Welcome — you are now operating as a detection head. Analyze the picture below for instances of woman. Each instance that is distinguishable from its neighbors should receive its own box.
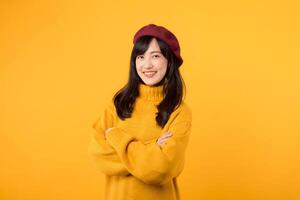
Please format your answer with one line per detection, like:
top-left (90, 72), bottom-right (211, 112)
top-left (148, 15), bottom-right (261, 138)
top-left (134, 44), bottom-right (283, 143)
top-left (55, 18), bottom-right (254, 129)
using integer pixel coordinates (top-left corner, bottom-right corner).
top-left (89, 24), bottom-right (192, 200)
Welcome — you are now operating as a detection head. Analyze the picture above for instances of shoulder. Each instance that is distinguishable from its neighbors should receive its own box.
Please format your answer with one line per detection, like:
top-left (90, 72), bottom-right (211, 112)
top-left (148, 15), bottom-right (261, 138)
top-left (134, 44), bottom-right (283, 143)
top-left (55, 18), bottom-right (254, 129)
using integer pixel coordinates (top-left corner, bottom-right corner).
top-left (105, 98), bottom-right (116, 114)
top-left (103, 98), bottom-right (119, 123)
top-left (166, 102), bottom-right (192, 134)
top-left (170, 101), bottom-right (192, 124)
top-left (179, 101), bottom-right (192, 117)
top-left (92, 98), bottom-right (117, 130)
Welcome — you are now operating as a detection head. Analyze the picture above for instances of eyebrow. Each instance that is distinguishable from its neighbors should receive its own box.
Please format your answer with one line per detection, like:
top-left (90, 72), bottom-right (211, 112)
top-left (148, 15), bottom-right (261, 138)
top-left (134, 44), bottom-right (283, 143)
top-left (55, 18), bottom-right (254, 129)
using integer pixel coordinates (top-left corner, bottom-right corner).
top-left (138, 51), bottom-right (162, 56)
top-left (150, 51), bottom-right (162, 54)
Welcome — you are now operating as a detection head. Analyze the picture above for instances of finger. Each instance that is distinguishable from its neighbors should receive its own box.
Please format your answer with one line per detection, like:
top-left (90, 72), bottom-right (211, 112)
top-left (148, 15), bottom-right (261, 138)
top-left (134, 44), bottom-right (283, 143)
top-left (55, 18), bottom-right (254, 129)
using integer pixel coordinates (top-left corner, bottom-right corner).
top-left (164, 131), bottom-right (172, 136)
top-left (105, 127), bottom-right (115, 134)
top-left (160, 131), bottom-right (172, 138)
top-left (158, 135), bottom-right (171, 142)
top-left (157, 139), bottom-right (166, 145)
top-left (157, 139), bottom-right (169, 146)
top-left (157, 136), bottom-right (171, 144)
top-left (159, 132), bottom-right (172, 139)
top-left (105, 128), bottom-right (111, 134)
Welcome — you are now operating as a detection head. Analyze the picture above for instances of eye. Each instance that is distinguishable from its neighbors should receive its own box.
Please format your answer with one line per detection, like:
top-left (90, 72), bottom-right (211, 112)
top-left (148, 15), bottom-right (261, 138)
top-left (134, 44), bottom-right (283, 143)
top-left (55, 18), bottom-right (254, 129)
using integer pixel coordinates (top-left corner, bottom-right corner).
top-left (137, 55), bottom-right (144, 59)
top-left (153, 54), bottom-right (160, 58)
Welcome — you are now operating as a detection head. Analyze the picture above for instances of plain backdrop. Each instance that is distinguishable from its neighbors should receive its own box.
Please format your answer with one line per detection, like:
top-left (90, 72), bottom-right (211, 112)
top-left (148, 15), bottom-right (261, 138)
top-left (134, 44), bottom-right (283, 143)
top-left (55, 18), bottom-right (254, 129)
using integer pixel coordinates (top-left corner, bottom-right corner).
top-left (1, 0), bottom-right (299, 199)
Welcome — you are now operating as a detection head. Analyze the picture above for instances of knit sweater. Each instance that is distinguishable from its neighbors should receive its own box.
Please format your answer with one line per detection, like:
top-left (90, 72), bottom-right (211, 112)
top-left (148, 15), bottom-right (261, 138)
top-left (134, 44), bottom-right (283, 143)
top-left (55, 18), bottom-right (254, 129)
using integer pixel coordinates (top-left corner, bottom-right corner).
top-left (88, 83), bottom-right (192, 200)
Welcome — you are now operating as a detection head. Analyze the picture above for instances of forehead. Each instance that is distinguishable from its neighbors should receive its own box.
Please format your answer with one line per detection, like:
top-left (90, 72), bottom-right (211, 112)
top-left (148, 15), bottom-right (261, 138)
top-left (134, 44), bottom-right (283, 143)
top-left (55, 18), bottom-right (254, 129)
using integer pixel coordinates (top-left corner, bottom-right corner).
top-left (145, 38), bottom-right (161, 52)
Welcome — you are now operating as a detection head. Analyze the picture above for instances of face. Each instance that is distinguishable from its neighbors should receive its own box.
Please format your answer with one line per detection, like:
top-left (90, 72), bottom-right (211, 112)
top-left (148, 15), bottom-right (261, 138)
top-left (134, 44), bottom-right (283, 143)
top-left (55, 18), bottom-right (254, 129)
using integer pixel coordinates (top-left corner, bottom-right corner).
top-left (135, 38), bottom-right (168, 86)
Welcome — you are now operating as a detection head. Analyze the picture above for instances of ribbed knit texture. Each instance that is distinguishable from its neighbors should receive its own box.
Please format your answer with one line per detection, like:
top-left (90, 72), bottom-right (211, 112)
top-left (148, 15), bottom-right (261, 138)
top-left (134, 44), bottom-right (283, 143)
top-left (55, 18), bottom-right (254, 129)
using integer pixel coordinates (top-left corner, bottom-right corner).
top-left (88, 83), bottom-right (192, 200)
top-left (139, 83), bottom-right (164, 102)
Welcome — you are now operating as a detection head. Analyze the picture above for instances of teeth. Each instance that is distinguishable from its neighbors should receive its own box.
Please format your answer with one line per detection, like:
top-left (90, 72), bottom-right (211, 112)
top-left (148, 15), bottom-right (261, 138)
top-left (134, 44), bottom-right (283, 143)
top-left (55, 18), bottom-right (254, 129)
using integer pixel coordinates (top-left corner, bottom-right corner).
top-left (143, 71), bottom-right (156, 78)
top-left (144, 72), bottom-right (156, 75)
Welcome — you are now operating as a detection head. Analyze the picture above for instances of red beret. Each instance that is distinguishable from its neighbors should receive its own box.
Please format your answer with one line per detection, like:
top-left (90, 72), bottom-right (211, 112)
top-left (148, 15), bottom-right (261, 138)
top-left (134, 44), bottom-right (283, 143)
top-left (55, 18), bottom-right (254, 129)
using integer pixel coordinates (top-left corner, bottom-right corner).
top-left (133, 24), bottom-right (183, 67)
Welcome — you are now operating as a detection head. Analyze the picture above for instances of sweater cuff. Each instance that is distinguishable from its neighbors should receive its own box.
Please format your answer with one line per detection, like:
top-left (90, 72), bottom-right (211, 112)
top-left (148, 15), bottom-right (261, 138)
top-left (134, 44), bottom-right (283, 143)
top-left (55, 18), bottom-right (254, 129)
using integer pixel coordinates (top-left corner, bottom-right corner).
top-left (106, 127), bottom-right (135, 151)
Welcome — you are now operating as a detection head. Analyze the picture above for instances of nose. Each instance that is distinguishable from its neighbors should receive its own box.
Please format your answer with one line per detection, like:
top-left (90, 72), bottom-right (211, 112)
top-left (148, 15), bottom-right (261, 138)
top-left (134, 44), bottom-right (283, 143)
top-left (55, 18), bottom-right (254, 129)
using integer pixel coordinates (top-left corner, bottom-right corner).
top-left (143, 55), bottom-right (153, 69)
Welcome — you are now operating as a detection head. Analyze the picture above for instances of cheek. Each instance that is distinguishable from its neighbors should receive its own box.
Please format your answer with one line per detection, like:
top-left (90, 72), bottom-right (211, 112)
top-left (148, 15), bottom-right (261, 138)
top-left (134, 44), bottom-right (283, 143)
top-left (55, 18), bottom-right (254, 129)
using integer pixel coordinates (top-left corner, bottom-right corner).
top-left (161, 67), bottom-right (167, 77)
top-left (158, 59), bottom-right (168, 69)
top-left (135, 65), bottom-right (143, 75)
top-left (159, 62), bottom-right (168, 73)
top-left (135, 62), bottom-right (140, 71)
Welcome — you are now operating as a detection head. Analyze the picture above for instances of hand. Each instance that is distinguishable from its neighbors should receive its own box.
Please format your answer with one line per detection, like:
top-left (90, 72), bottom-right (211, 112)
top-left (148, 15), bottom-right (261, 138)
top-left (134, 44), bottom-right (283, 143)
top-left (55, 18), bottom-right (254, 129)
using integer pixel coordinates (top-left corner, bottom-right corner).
top-left (156, 131), bottom-right (172, 147)
top-left (105, 127), bottom-right (116, 139)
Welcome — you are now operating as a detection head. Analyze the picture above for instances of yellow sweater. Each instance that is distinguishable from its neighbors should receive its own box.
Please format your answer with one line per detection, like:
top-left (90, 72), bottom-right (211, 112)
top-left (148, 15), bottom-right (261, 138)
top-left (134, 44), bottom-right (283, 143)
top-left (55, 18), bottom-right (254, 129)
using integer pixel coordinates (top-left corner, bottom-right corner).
top-left (88, 83), bottom-right (192, 200)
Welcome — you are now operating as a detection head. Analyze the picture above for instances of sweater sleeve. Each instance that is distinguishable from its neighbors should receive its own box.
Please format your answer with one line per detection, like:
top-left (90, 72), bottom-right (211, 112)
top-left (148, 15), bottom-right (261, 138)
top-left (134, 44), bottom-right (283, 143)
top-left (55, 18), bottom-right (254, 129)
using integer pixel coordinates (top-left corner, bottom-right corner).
top-left (88, 102), bottom-right (130, 176)
top-left (105, 105), bottom-right (192, 185)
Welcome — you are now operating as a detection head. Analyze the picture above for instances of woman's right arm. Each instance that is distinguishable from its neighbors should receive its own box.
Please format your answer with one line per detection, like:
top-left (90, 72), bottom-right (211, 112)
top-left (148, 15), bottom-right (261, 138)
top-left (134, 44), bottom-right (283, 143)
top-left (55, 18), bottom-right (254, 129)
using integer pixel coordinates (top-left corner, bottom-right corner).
top-left (88, 103), bottom-right (131, 176)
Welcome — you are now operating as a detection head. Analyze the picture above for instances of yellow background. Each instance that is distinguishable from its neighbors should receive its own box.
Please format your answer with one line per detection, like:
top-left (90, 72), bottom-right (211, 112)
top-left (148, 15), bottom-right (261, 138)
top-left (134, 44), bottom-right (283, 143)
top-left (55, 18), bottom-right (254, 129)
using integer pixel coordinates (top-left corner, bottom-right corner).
top-left (1, 0), bottom-right (299, 199)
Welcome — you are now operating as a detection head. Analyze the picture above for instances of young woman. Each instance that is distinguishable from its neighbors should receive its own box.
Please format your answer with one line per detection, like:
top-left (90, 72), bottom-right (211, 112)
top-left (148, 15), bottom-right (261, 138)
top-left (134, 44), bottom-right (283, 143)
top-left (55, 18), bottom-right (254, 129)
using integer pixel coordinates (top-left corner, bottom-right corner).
top-left (89, 24), bottom-right (192, 200)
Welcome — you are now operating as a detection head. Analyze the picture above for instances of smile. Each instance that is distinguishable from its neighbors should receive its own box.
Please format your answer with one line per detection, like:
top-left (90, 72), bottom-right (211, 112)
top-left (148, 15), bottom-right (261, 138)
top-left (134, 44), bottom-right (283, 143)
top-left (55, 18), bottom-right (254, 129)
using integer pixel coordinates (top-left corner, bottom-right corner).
top-left (143, 71), bottom-right (157, 78)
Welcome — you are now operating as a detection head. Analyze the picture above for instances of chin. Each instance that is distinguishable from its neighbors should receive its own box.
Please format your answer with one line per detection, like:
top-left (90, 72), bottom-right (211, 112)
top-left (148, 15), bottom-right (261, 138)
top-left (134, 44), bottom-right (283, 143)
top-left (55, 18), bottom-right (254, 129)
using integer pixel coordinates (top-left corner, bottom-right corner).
top-left (142, 77), bottom-right (165, 86)
top-left (144, 82), bottom-right (156, 86)
top-left (142, 80), bottom-right (157, 86)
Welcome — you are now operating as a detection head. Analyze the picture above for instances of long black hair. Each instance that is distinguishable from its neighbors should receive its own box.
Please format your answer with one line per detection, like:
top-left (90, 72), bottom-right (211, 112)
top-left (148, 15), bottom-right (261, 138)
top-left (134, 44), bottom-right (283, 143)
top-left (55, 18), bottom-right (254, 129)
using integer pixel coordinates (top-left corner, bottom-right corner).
top-left (113, 35), bottom-right (186, 128)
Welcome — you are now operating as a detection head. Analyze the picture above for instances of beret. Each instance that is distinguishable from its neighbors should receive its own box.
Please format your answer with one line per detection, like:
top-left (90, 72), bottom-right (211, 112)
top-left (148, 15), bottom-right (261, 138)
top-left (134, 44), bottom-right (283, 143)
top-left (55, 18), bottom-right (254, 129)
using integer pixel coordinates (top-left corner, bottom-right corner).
top-left (133, 24), bottom-right (183, 67)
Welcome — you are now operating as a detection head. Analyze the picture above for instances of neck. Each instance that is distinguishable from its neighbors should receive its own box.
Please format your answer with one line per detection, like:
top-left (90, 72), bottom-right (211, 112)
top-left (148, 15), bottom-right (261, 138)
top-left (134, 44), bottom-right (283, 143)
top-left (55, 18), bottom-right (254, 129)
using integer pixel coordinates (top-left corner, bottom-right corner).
top-left (138, 83), bottom-right (164, 102)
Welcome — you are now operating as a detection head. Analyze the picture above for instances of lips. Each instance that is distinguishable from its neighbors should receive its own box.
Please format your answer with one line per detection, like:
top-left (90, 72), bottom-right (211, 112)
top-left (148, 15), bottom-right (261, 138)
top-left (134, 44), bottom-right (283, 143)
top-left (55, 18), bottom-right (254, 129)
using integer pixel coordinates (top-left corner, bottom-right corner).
top-left (143, 71), bottom-right (157, 78)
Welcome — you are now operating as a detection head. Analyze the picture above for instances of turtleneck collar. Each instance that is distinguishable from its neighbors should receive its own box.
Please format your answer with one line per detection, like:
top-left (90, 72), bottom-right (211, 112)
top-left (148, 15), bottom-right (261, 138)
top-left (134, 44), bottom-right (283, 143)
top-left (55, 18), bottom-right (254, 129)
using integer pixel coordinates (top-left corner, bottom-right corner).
top-left (138, 83), bottom-right (164, 102)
